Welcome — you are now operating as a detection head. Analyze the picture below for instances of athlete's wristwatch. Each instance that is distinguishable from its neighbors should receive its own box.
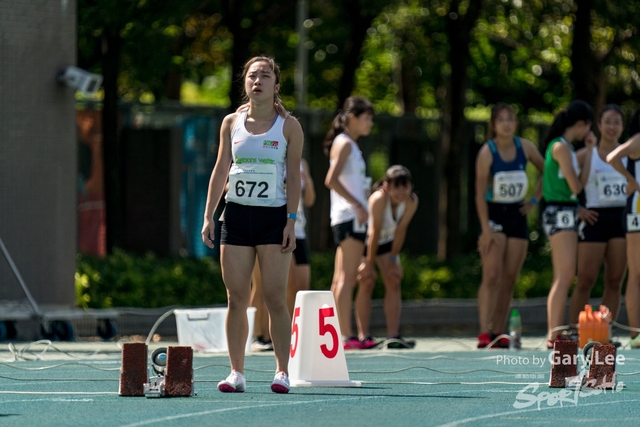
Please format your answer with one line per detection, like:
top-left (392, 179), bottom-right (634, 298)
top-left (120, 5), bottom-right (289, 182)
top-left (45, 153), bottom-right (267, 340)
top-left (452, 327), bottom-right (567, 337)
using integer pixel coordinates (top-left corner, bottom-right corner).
top-left (287, 212), bottom-right (297, 221)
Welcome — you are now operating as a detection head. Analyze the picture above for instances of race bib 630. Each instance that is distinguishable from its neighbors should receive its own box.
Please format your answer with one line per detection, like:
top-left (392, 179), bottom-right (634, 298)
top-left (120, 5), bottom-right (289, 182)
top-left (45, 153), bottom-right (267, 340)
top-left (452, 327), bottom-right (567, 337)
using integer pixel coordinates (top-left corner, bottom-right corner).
top-left (597, 172), bottom-right (627, 205)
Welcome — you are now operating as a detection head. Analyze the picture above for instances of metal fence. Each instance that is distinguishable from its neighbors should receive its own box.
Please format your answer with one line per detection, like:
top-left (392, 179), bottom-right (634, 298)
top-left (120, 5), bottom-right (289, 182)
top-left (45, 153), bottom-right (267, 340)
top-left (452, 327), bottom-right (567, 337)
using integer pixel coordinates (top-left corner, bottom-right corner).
top-left (82, 103), bottom-right (550, 257)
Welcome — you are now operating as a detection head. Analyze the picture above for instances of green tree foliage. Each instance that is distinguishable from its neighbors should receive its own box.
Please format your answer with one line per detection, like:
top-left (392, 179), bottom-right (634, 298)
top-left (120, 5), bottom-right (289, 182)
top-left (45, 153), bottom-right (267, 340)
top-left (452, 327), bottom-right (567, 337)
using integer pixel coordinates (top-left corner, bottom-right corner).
top-left (571, 0), bottom-right (640, 114)
top-left (470, 0), bottom-right (640, 116)
top-left (78, 0), bottom-right (198, 101)
top-left (299, 1), bottom-right (351, 109)
top-left (179, 8), bottom-right (291, 107)
top-left (77, 0), bottom-right (640, 258)
top-left (288, 0), bottom-right (389, 110)
top-left (351, 0), bottom-right (640, 118)
top-left (355, 1), bottom-right (441, 116)
top-left (78, 1), bottom-right (640, 115)
top-left (471, 0), bottom-right (575, 112)
top-left (78, 0), bottom-right (640, 114)
top-left (213, 0), bottom-right (298, 109)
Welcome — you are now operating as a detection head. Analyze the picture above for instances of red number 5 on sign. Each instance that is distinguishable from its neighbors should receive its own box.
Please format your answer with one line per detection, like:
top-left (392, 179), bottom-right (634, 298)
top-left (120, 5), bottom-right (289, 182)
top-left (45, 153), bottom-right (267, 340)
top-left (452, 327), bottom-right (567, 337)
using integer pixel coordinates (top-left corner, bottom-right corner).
top-left (289, 306), bottom-right (339, 359)
top-left (319, 307), bottom-right (338, 358)
top-left (290, 307), bottom-right (301, 358)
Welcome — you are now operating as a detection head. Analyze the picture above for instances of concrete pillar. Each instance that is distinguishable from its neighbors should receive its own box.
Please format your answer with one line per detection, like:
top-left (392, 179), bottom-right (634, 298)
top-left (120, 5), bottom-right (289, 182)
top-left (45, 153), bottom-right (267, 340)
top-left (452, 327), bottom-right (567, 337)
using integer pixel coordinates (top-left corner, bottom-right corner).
top-left (0, 0), bottom-right (77, 309)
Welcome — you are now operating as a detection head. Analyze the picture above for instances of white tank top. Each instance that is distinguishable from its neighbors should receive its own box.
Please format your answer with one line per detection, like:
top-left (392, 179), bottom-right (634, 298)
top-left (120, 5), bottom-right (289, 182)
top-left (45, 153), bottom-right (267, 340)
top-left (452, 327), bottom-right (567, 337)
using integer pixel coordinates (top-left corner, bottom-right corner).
top-left (329, 134), bottom-right (368, 226)
top-left (584, 146), bottom-right (627, 208)
top-left (226, 110), bottom-right (287, 207)
top-left (295, 163), bottom-right (307, 239)
top-left (372, 192), bottom-right (406, 245)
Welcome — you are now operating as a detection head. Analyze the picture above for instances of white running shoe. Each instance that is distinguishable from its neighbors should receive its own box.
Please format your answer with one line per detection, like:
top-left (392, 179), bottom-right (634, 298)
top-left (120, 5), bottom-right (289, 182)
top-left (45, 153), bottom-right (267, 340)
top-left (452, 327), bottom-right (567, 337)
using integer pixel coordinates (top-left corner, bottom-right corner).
top-left (218, 370), bottom-right (246, 393)
top-left (251, 338), bottom-right (274, 352)
top-left (271, 371), bottom-right (290, 394)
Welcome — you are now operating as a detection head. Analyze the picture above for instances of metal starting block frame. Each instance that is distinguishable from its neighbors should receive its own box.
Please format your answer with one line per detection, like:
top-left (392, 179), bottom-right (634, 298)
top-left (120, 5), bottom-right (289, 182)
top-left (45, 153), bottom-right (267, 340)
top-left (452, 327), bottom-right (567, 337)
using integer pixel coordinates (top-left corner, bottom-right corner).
top-left (142, 346), bottom-right (194, 398)
top-left (143, 375), bottom-right (166, 398)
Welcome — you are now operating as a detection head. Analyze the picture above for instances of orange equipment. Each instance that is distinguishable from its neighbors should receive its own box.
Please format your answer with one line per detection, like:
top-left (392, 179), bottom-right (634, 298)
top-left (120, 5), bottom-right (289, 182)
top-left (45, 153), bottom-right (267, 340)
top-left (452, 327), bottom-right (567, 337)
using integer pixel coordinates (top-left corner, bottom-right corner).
top-left (578, 305), bottom-right (611, 349)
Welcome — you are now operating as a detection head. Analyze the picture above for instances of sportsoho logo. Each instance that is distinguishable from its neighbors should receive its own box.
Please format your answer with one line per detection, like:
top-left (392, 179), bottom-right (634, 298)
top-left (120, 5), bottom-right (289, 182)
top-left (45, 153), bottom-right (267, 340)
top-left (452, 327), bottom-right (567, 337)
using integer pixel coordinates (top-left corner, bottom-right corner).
top-left (509, 351), bottom-right (626, 410)
top-left (512, 379), bottom-right (623, 410)
top-left (263, 140), bottom-right (279, 149)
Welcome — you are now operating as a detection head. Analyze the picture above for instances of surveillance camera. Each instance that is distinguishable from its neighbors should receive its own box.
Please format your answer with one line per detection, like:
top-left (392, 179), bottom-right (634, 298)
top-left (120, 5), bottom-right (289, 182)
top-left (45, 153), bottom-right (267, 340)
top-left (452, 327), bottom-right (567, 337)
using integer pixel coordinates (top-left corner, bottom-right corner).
top-left (56, 66), bottom-right (103, 95)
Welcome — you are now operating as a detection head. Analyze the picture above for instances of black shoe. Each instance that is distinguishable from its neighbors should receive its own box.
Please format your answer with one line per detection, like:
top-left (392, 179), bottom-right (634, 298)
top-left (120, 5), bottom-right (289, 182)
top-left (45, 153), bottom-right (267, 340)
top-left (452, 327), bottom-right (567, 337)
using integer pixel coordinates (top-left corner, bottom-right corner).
top-left (385, 336), bottom-right (416, 349)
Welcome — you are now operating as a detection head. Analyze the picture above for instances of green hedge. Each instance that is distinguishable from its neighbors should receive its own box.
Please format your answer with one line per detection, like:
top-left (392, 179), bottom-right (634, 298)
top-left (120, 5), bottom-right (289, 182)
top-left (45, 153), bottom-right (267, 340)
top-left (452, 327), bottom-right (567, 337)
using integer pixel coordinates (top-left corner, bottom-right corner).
top-left (75, 249), bottom-right (227, 308)
top-left (76, 244), bottom-right (604, 309)
top-left (310, 244), bottom-right (558, 300)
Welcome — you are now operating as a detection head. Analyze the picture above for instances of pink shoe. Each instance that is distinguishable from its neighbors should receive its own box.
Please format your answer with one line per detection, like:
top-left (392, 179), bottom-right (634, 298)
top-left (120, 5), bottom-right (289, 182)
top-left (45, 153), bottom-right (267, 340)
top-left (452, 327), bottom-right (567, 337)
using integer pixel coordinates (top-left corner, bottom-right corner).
top-left (360, 336), bottom-right (379, 349)
top-left (343, 337), bottom-right (363, 350)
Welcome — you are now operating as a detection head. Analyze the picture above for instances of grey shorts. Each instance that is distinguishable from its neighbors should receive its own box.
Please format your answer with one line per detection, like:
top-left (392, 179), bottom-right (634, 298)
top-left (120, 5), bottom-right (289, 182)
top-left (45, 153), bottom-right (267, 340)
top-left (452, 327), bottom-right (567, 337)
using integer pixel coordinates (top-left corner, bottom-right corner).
top-left (542, 203), bottom-right (579, 237)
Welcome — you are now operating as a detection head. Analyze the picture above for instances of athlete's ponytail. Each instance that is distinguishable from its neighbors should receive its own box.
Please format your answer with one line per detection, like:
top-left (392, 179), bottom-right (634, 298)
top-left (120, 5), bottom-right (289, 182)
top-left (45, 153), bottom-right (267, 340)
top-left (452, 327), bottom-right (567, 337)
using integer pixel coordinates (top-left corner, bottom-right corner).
top-left (324, 96), bottom-right (374, 156)
top-left (540, 100), bottom-right (593, 155)
top-left (324, 111), bottom-right (349, 157)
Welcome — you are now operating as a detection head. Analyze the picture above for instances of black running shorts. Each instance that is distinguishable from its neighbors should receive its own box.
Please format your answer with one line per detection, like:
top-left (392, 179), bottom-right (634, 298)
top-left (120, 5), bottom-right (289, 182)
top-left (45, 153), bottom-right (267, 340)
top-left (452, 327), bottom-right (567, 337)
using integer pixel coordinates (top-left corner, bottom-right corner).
top-left (364, 240), bottom-right (393, 257)
top-left (221, 202), bottom-right (287, 247)
top-left (579, 207), bottom-right (625, 242)
top-left (331, 219), bottom-right (367, 246)
top-left (292, 238), bottom-right (310, 265)
top-left (486, 202), bottom-right (528, 240)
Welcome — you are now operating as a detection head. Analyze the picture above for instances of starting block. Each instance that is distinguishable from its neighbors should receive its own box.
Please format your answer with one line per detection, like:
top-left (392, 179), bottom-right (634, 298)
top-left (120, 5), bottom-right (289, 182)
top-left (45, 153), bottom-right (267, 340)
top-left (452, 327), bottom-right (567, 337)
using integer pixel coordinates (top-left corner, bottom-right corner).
top-left (119, 343), bottom-right (147, 396)
top-left (549, 339), bottom-right (577, 388)
top-left (143, 346), bottom-right (194, 398)
top-left (288, 291), bottom-right (361, 387)
top-left (120, 344), bottom-right (194, 397)
top-left (164, 346), bottom-right (194, 396)
top-left (550, 340), bottom-right (619, 390)
top-left (586, 343), bottom-right (616, 390)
